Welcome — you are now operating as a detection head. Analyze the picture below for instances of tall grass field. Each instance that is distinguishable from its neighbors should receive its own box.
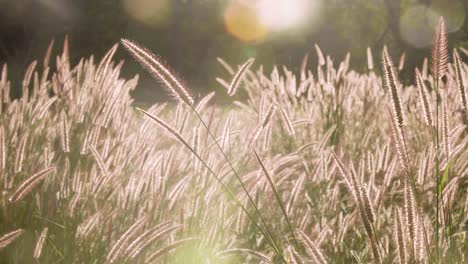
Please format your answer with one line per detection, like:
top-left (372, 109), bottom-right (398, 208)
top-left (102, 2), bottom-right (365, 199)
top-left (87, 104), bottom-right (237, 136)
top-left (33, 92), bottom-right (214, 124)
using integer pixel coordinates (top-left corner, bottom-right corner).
top-left (0, 17), bottom-right (466, 263)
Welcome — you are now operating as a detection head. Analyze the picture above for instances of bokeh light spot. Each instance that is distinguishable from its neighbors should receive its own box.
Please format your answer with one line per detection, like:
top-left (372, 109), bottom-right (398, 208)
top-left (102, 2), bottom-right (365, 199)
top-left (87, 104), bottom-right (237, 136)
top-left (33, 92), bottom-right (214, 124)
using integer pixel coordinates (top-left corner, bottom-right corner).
top-left (430, 0), bottom-right (465, 33)
top-left (257, 0), bottom-right (311, 31)
top-left (223, 1), bottom-right (268, 43)
top-left (399, 5), bottom-right (438, 48)
top-left (123, 0), bottom-right (172, 28)
top-left (400, 1), bottom-right (465, 48)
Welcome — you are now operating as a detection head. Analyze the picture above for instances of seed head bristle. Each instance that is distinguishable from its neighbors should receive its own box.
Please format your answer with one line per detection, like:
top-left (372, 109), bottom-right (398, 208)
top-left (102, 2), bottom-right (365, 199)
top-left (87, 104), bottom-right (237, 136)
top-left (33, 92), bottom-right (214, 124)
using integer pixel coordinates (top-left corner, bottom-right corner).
top-left (43, 38), bottom-right (55, 68)
top-left (250, 104), bottom-right (277, 145)
top-left (136, 107), bottom-right (192, 151)
top-left (361, 185), bottom-right (375, 224)
top-left (0, 229), bottom-right (24, 251)
top-left (398, 52), bottom-right (406, 71)
top-left (127, 225), bottom-right (182, 259)
top-left (90, 146), bottom-right (110, 176)
top-left (330, 151), bottom-right (353, 196)
top-left (382, 48), bottom-right (405, 127)
top-left (106, 216), bottom-right (148, 263)
top-left (14, 134), bottom-right (28, 173)
top-left (301, 52), bottom-right (309, 79)
top-left (195, 91), bottom-right (215, 112)
top-left (296, 229), bottom-right (328, 264)
top-left (120, 39), bottom-right (194, 106)
top-left (123, 221), bottom-right (171, 255)
top-left (287, 245), bottom-right (304, 264)
top-left (394, 208), bottom-right (407, 264)
top-left (61, 112), bottom-right (70, 153)
top-left (9, 167), bottom-right (55, 203)
top-left (217, 57), bottom-right (235, 74)
top-left (34, 227), bottom-right (49, 259)
top-left (221, 112), bottom-right (233, 150)
top-left (261, 104), bottom-right (277, 128)
top-left (280, 107), bottom-right (295, 136)
top-left (389, 109), bottom-right (411, 175)
top-left (416, 209), bottom-right (426, 262)
top-left (228, 58), bottom-right (254, 96)
top-left (367, 47), bottom-right (374, 70)
top-left (415, 68), bottom-right (433, 127)
top-left (0, 126), bottom-right (5, 170)
top-left (432, 17), bottom-right (448, 79)
top-left (315, 44), bottom-right (325, 66)
top-left (403, 178), bottom-right (416, 257)
top-left (453, 49), bottom-right (467, 114)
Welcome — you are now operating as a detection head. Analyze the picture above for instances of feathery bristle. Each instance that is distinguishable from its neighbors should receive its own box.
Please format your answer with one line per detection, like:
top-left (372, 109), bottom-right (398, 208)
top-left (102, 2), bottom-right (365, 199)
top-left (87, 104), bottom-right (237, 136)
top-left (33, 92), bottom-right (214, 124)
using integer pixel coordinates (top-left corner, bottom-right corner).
top-left (331, 153), bottom-right (380, 262)
top-left (382, 48), bottom-right (406, 127)
top-left (398, 52), bottom-right (406, 71)
top-left (90, 146), bottom-right (109, 176)
top-left (315, 44), bottom-right (325, 66)
top-left (44, 38), bottom-right (55, 68)
top-left (120, 39), bottom-right (194, 106)
top-left (261, 104), bottom-right (276, 128)
top-left (415, 68), bottom-right (433, 127)
top-left (0, 126), bottom-right (5, 171)
top-left (136, 107), bottom-right (192, 151)
top-left (330, 151), bottom-right (353, 194)
top-left (217, 57), bottom-right (235, 74)
top-left (432, 17), bottom-right (448, 79)
top-left (301, 53), bottom-right (309, 79)
top-left (395, 208), bottom-right (407, 264)
top-left (192, 126), bottom-right (200, 155)
top-left (106, 216), bottom-right (148, 263)
top-left (9, 167), bottom-right (55, 203)
top-left (216, 77), bottom-right (229, 90)
top-left (453, 49), bottom-right (467, 114)
top-left (123, 221), bottom-right (171, 256)
top-left (61, 112), bottom-right (70, 153)
top-left (279, 107), bottom-right (295, 136)
top-left (389, 110), bottom-right (411, 175)
top-left (416, 209), bottom-right (426, 262)
top-left (34, 227), bottom-right (48, 259)
top-left (0, 229), bottom-right (24, 251)
top-left (195, 91), bottom-right (215, 112)
top-left (221, 112), bottom-right (233, 150)
top-left (228, 58), bottom-right (254, 96)
top-left (361, 186), bottom-right (375, 224)
top-left (296, 229), bottom-right (328, 264)
top-left (403, 178), bottom-right (416, 257)
top-left (367, 47), bottom-right (374, 70)
top-left (250, 104), bottom-right (276, 145)
top-left (349, 164), bottom-right (375, 239)
top-left (288, 245), bottom-right (304, 264)
top-left (14, 134), bottom-right (28, 173)
top-left (127, 225), bottom-right (182, 259)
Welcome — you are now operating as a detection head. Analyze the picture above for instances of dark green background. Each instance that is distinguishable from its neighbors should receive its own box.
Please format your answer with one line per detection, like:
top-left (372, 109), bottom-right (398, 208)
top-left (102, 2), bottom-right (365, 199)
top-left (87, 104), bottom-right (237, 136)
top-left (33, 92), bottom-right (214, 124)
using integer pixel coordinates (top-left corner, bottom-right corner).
top-left (1, 0), bottom-right (467, 103)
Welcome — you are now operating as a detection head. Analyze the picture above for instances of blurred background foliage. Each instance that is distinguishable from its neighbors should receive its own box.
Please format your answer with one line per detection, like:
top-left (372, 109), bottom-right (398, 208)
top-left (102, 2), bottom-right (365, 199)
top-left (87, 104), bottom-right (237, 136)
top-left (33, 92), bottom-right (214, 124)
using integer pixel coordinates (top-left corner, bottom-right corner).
top-left (0, 0), bottom-right (467, 103)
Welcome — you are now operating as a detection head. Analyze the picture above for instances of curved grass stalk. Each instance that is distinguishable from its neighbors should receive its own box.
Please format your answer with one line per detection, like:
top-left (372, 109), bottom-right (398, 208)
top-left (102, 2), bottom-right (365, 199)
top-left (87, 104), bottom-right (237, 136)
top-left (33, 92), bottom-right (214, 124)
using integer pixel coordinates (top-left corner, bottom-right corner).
top-left (136, 108), bottom-right (282, 258)
top-left (253, 150), bottom-right (298, 246)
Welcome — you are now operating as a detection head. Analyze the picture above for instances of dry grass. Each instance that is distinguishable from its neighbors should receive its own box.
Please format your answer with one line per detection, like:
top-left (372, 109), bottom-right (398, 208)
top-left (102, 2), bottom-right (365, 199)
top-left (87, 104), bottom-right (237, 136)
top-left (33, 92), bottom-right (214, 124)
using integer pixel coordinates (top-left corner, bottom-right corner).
top-left (0, 18), bottom-right (466, 263)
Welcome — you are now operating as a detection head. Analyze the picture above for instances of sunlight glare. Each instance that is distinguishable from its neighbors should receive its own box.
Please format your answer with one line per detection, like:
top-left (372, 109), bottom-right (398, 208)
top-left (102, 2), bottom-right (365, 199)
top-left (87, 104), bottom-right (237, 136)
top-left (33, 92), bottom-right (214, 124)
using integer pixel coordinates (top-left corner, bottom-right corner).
top-left (257, 0), bottom-right (310, 31)
top-left (224, 1), bottom-right (267, 43)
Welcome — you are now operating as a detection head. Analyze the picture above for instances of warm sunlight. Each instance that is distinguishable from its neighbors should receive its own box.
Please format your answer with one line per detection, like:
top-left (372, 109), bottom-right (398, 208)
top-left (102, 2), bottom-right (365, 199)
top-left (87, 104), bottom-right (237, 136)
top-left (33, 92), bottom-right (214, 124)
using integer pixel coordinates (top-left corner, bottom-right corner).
top-left (1, 0), bottom-right (467, 262)
top-left (223, 0), bottom-right (320, 42)
top-left (257, 0), bottom-right (311, 31)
